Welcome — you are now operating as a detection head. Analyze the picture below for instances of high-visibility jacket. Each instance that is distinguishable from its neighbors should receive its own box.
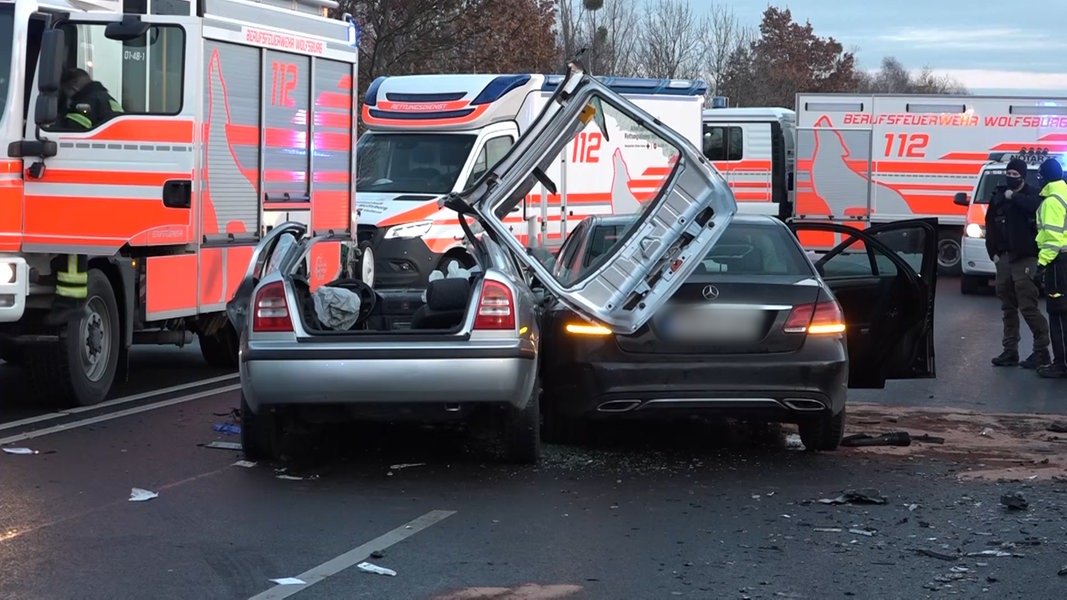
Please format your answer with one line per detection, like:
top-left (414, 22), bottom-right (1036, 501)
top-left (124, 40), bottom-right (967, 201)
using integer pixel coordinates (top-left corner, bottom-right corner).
top-left (1036, 179), bottom-right (1067, 266)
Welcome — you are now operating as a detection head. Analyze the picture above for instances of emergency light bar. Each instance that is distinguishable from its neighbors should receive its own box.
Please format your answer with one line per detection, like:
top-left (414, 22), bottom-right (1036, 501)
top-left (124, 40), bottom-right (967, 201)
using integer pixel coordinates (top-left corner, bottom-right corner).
top-left (988, 147), bottom-right (1065, 166)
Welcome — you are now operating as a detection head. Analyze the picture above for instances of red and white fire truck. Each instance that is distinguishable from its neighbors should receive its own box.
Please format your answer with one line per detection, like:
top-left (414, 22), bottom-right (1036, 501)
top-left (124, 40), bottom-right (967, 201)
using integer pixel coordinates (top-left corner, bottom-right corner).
top-left (702, 93), bottom-right (1067, 275)
top-left (0, 0), bottom-right (359, 406)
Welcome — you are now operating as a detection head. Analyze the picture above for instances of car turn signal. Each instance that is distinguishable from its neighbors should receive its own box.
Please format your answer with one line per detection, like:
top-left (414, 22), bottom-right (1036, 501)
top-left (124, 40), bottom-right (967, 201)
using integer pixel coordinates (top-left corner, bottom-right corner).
top-left (565, 322), bottom-right (613, 336)
top-left (783, 301), bottom-right (846, 335)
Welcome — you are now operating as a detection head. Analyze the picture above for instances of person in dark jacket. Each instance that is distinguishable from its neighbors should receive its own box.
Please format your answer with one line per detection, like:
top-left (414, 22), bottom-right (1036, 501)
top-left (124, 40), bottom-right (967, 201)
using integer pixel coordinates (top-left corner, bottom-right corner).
top-left (58, 67), bottom-right (123, 130)
top-left (985, 157), bottom-right (1051, 368)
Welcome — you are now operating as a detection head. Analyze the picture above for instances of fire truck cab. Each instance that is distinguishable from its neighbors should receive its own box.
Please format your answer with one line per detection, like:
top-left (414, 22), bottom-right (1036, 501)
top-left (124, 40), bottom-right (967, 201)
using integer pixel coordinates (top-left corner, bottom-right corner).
top-left (0, 0), bottom-right (359, 406)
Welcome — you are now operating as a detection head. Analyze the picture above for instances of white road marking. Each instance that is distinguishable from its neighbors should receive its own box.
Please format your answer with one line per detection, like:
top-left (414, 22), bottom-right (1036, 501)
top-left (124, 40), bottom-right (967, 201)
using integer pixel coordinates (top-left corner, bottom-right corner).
top-left (0, 373), bottom-right (239, 432)
top-left (248, 509), bottom-right (458, 600)
top-left (0, 384), bottom-right (241, 445)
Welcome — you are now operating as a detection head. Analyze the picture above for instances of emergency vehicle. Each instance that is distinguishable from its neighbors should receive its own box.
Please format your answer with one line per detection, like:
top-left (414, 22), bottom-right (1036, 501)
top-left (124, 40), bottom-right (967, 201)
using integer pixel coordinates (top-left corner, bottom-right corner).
top-left (702, 93), bottom-right (1067, 275)
top-left (0, 0), bottom-right (360, 406)
top-left (957, 148), bottom-right (1064, 294)
top-left (355, 73), bottom-right (707, 289)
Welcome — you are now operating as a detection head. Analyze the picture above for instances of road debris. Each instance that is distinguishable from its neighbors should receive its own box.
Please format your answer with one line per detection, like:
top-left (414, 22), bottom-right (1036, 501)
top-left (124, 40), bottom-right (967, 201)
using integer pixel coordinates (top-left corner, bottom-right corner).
top-left (1058, 566), bottom-right (1067, 576)
top-left (841, 432), bottom-right (911, 447)
top-left (269, 578), bottom-right (305, 585)
top-left (2, 447), bottom-right (38, 455)
top-left (818, 488), bottom-right (887, 505)
top-left (1047, 422), bottom-right (1067, 434)
top-left (128, 488), bottom-right (158, 502)
top-left (980, 427), bottom-right (995, 438)
top-left (212, 423), bottom-right (241, 435)
top-left (357, 562), bottom-right (397, 576)
top-left (233, 460), bottom-right (256, 468)
top-left (204, 441), bottom-right (243, 451)
top-left (1000, 491), bottom-right (1028, 511)
top-left (912, 548), bottom-right (958, 561)
top-left (848, 528), bottom-right (876, 537)
top-left (389, 463), bottom-right (426, 471)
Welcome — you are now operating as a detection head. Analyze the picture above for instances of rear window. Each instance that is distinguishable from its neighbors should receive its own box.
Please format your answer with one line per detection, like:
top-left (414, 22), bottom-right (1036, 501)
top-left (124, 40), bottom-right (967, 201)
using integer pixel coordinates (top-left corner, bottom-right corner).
top-left (691, 222), bottom-right (814, 278)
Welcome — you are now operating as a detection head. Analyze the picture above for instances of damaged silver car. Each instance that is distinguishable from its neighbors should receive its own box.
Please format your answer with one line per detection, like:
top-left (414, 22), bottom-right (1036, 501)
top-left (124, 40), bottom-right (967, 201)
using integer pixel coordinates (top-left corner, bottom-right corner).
top-left (226, 62), bottom-right (738, 464)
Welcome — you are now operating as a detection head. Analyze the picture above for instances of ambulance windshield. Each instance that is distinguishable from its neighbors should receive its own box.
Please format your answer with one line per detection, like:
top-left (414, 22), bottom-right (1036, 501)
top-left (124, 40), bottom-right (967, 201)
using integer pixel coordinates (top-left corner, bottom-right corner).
top-left (973, 168), bottom-right (1042, 204)
top-left (0, 4), bottom-right (12, 121)
top-left (356, 132), bottom-right (478, 196)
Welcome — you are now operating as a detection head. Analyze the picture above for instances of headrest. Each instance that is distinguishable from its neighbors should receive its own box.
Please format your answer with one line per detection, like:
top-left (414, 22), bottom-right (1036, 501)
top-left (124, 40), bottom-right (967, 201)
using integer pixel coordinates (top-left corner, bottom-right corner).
top-left (425, 277), bottom-right (470, 311)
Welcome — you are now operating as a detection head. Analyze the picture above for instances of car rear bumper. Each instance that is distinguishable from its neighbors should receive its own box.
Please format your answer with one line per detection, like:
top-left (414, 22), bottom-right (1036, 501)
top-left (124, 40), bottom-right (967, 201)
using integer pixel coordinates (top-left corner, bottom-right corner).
top-left (542, 339), bottom-right (848, 423)
top-left (961, 238), bottom-right (995, 276)
top-left (240, 341), bottom-right (537, 413)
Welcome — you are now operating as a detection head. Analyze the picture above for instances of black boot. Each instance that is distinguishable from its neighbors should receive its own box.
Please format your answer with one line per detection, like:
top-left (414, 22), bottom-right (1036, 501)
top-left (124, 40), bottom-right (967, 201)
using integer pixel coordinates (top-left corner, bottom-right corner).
top-left (991, 350), bottom-right (1019, 366)
top-left (1037, 363), bottom-right (1067, 378)
top-left (1020, 352), bottom-right (1052, 369)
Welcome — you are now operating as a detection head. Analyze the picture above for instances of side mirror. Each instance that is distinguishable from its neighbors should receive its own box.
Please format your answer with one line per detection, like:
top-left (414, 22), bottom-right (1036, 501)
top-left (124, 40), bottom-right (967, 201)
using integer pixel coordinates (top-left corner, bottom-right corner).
top-left (105, 14), bottom-right (150, 41)
top-left (953, 192), bottom-right (969, 207)
top-left (33, 94), bottom-right (58, 128)
top-left (37, 28), bottom-right (65, 94)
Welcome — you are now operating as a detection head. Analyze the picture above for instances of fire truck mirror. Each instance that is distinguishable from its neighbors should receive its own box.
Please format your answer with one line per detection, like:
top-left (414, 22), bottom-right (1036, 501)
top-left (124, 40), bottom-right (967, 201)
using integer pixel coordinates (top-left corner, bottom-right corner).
top-left (953, 192), bottom-right (969, 207)
top-left (37, 28), bottom-right (66, 95)
top-left (104, 14), bottom-right (151, 42)
top-left (34, 95), bottom-right (58, 128)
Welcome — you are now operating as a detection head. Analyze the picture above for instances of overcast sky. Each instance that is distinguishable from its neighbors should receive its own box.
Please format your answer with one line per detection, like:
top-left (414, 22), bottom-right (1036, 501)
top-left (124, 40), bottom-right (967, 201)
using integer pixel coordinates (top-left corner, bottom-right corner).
top-left (719, 0), bottom-right (1067, 96)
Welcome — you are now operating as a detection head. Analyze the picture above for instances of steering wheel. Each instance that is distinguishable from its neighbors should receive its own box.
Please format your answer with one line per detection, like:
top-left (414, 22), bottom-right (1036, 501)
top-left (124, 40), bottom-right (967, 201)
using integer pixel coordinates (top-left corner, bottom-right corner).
top-left (322, 278), bottom-right (378, 327)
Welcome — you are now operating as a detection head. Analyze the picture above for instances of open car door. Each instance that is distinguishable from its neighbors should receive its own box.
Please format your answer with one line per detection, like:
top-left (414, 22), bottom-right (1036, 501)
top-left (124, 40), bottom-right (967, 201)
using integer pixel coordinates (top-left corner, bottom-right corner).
top-left (226, 222), bottom-right (308, 334)
top-left (790, 219), bottom-right (937, 389)
top-left (451, 61), bottom-right (737, 334)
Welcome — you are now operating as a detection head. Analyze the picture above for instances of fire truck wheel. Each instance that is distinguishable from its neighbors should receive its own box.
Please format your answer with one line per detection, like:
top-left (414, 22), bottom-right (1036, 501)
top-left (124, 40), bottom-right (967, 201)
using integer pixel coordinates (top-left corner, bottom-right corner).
top-left (29, 269), bottom-right (120, 408)
top-left (199, 321), bottom-right (239, 368)
top-left (937, 230), bottom-right (962, 276)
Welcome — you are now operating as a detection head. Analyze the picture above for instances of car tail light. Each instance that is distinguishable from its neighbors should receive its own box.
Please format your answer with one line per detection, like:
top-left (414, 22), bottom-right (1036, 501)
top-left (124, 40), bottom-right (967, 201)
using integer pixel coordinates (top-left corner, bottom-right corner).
top-left (252, 281), bottom-right (293, 332)
top-left (783, 300), bottom-right (846, 335)
top-left (473, 280), bottom-right (515, 330)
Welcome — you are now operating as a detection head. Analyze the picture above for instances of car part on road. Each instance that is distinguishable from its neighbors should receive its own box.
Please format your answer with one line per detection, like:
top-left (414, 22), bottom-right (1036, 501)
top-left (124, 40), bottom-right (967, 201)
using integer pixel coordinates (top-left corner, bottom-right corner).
top-left (840, 431), bottom-right (912, 447)
top-left (818, 488), bottom-right (887, 505)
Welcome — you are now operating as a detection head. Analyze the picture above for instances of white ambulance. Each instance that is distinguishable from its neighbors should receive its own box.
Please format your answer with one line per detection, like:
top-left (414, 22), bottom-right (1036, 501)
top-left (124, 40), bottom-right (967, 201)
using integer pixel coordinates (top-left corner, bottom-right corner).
top-left (354, 73), bottom-right (707, 289)
top-left (702, 93), bottom-right (1067, 275)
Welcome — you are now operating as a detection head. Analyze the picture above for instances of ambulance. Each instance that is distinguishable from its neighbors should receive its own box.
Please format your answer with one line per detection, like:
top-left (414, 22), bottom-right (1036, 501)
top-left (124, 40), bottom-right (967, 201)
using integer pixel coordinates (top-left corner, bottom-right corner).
top-left (0, 0), bottom-right (359, 406)
top-left (957, 148), bottom-right (1062, 294)
top-left (355, 73), bottom-right (707, 289)
top-left (702, 93), bottom-right (1067, 275)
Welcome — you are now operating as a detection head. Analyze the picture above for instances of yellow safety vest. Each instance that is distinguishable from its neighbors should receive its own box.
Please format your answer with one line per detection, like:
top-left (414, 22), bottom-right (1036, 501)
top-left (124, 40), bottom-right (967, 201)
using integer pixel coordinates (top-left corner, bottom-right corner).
top-left (1036, 179), bottom-right (1067, 266)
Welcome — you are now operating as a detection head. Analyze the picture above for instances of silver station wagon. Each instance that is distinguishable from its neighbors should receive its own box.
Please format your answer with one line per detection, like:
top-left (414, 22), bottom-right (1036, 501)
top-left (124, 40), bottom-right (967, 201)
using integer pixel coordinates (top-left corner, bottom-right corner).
top-left (226, 62), bottom-right (738, 464)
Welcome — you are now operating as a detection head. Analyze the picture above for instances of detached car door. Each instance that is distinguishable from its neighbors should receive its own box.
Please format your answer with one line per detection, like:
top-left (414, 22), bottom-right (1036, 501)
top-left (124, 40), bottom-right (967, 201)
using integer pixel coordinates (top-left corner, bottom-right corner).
top-left (226, 222), bottom-right (307, 333)
top-left (454, 62), bottom-right (738, 335)
top-left (790, 219), bottom-right (937, 388)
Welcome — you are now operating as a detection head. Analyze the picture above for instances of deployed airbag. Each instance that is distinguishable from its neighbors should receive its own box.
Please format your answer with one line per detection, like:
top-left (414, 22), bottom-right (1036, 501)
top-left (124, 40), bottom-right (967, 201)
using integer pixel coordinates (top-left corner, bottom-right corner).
top-left (312, 285), bottom-right (363, 330)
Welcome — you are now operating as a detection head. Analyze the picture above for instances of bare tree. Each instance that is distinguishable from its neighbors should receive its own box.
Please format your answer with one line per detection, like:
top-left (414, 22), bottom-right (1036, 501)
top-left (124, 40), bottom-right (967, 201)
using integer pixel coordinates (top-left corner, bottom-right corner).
top-left (635, 0), bottom-right (706, 79)
top-left (702, 4), bottom-right (750, 96)
top-left (556, 0), bottom-right (640, 75)
top-left (857, 56), bottom-right (969, 94)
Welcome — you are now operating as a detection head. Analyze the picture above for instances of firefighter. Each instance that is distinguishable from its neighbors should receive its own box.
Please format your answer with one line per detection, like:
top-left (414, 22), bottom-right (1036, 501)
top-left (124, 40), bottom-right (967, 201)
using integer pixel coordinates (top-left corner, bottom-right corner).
top-left (985, 157), bottom-right (1050, 368)
top-left (58, 67), bottom-right (123, 130)
top-left (1034, 157), bottom-right (1067, 378)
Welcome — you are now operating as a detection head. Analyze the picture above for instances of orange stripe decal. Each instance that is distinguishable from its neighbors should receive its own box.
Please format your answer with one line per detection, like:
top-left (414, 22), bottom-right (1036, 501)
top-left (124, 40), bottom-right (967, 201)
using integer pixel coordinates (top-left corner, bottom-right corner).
top-left (83, 119), bottom-right (195, 144)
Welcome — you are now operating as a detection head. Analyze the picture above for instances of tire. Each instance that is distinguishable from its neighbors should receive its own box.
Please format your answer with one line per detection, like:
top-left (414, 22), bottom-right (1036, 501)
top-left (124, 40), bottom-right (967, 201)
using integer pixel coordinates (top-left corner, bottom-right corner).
top-left (438, 251), bottom-right (475, 275)
top-left (28, 269), bottom-right (120, 407)
top-left (937, 230), bottom-right (962, 276)
top-left (240, 392), bottom-right (282, 461)
top-left (199, 321), bottom-right (239, 369)
top-left (798, 407), bottom-right (846, 452)
top-left (358, 242), bottom-right (375, 287)
top-left (501, 378), bottom-right (542, 464)
top-left (540, 389), bottom-right (587, 445)
top-left (960, 274), bottom-right (986, 295)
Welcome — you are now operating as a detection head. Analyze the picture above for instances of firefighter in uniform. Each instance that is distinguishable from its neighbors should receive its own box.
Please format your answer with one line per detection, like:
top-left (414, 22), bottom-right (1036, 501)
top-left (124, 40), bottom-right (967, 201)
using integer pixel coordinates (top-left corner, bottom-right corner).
top-left (1034, 157), bottom-right (1067, 378)
top-left (58, 67), bottom-right (123, 130)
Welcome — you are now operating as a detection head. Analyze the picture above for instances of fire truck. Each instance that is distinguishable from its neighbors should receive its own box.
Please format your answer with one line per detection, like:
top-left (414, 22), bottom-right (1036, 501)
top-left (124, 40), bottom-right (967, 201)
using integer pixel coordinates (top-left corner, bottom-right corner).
top-left (355, 73), bottom-right (707, 289)
top-left (702, 93), bottom-right (1067, 275)
top-left (0, 0), bottom-right (359, 406)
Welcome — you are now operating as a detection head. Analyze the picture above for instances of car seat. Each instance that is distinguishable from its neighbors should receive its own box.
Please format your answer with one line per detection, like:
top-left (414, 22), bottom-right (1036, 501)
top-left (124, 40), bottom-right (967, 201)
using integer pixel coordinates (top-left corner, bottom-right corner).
top-left (409, 277), bottom-right (472, 330)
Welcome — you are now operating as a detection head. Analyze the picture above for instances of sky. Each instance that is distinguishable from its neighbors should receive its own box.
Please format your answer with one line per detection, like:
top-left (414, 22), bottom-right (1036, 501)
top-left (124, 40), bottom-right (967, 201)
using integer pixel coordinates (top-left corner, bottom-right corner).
top-left (717, 0), bottom-right (1067, 96)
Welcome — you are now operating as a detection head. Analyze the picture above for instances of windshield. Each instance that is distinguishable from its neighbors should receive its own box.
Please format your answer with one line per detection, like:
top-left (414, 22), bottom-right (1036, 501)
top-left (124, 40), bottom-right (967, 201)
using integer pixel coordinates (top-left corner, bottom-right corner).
top-left (973, 168), bottom-right (1042, 204)
top-left (356, 132), bottom-right (478, 195)
top-left (0, 4), bottom-right (13, 121)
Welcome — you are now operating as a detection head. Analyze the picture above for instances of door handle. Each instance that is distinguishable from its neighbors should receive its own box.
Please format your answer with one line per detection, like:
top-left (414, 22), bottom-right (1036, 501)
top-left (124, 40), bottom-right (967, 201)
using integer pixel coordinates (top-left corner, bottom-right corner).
top-left (163, 179), bottom-right (192, 209)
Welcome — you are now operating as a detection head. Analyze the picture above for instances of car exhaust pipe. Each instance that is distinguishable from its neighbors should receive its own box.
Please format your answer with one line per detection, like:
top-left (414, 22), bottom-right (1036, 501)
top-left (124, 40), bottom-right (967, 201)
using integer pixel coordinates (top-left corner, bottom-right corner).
top-left (783, 398), bottom-right (826, 411)
top-left (597, 400), bottom-right (641, 413)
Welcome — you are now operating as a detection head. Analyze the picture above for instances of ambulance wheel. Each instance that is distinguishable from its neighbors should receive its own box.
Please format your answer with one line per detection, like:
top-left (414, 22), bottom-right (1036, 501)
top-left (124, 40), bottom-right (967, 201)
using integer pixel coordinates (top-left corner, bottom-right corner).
top-left (29, 269), bottom-right (120, 407)
top-left (358, 242), bottom-right (375, 287)
top-left (199, 321), bottom-right (239, 369)
top-left (937, 230), bottom-right (962, 276)
top-left (438, 250), bottom-right (476, 275)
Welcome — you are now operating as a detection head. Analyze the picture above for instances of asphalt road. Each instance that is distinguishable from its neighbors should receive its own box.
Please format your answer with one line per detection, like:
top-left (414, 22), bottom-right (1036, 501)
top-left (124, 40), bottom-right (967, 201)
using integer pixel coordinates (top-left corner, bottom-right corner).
top-left (2, 277), bottom-right (1067, 600)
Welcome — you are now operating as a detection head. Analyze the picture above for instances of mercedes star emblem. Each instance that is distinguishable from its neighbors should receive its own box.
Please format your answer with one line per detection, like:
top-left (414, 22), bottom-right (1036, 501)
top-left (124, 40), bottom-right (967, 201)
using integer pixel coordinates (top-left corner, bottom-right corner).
top-left (702, 285), bottom-right (719, 300)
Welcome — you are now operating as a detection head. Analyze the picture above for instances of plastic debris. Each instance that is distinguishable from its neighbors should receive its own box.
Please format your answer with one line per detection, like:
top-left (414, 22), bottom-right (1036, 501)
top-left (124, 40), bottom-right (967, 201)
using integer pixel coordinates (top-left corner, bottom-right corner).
top-left (276, 474), bottom-right (304, 481)
top-left (2, 447), bottom-right (38, 455)
top-left (312, 285), bottom-right (362, 330)
top-left (841, 432), bottom-right (912, 447)
top-left (818, 488), bottom-right (887, 505)
top-left (205, 441), bottom-right (243, 451)
top-left (357, 562), bottom-right (397, 577)
top-left (233, 460), bottom-right (256, 468)
top-left (980, 427), bottom-right (995, 438)
top-left (129, 488), bottom-right (159, 502)
top-left (1000, 492), bottom-right (1028, 511)
top-left (967, 550), bottom-right (1014, 558)
top-left (813, 527), bottom-right (843, 533)
top-left (213, 423), bottom-right (241, 435)
top-left (848, 528), bottom-right (876, 537)
top-left (269, 578), bottom-right (306, 585)
top-left (389, 463), bottom-right (426, 471)
top-left (783, 433), bottom-right (804, 450)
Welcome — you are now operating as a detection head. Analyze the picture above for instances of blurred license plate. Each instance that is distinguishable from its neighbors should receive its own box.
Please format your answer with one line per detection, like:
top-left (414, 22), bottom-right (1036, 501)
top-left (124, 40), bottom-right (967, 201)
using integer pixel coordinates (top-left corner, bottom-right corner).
top-left (665, 308), bottom-right (763, 341)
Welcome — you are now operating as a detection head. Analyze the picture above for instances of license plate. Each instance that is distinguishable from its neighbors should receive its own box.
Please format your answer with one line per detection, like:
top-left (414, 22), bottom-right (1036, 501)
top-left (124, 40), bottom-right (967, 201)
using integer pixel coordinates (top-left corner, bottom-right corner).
top-left (662, 308), bottom-right (764, 342)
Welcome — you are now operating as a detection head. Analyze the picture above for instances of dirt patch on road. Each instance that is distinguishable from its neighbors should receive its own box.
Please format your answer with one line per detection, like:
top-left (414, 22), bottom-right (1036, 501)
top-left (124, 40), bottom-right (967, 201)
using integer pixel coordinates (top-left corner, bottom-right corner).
top-left (806, 403), bottom-right (1067, 482)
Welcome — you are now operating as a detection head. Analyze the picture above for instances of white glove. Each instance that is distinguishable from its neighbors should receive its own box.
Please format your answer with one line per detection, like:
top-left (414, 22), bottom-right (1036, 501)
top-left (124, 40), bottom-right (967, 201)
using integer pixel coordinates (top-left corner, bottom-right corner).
top-left (1005, 189), bottom-right (1014, 200)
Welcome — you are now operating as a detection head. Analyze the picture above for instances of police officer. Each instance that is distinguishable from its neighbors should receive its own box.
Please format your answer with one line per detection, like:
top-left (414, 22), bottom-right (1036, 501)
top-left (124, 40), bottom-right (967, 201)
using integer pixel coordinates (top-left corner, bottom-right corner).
top-left (1034, 157), bottom-right (1067, 378)
top-left (986, 157), bottom-right (1050, 368)
top-left (58, 67), bottom-right (123, 129)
